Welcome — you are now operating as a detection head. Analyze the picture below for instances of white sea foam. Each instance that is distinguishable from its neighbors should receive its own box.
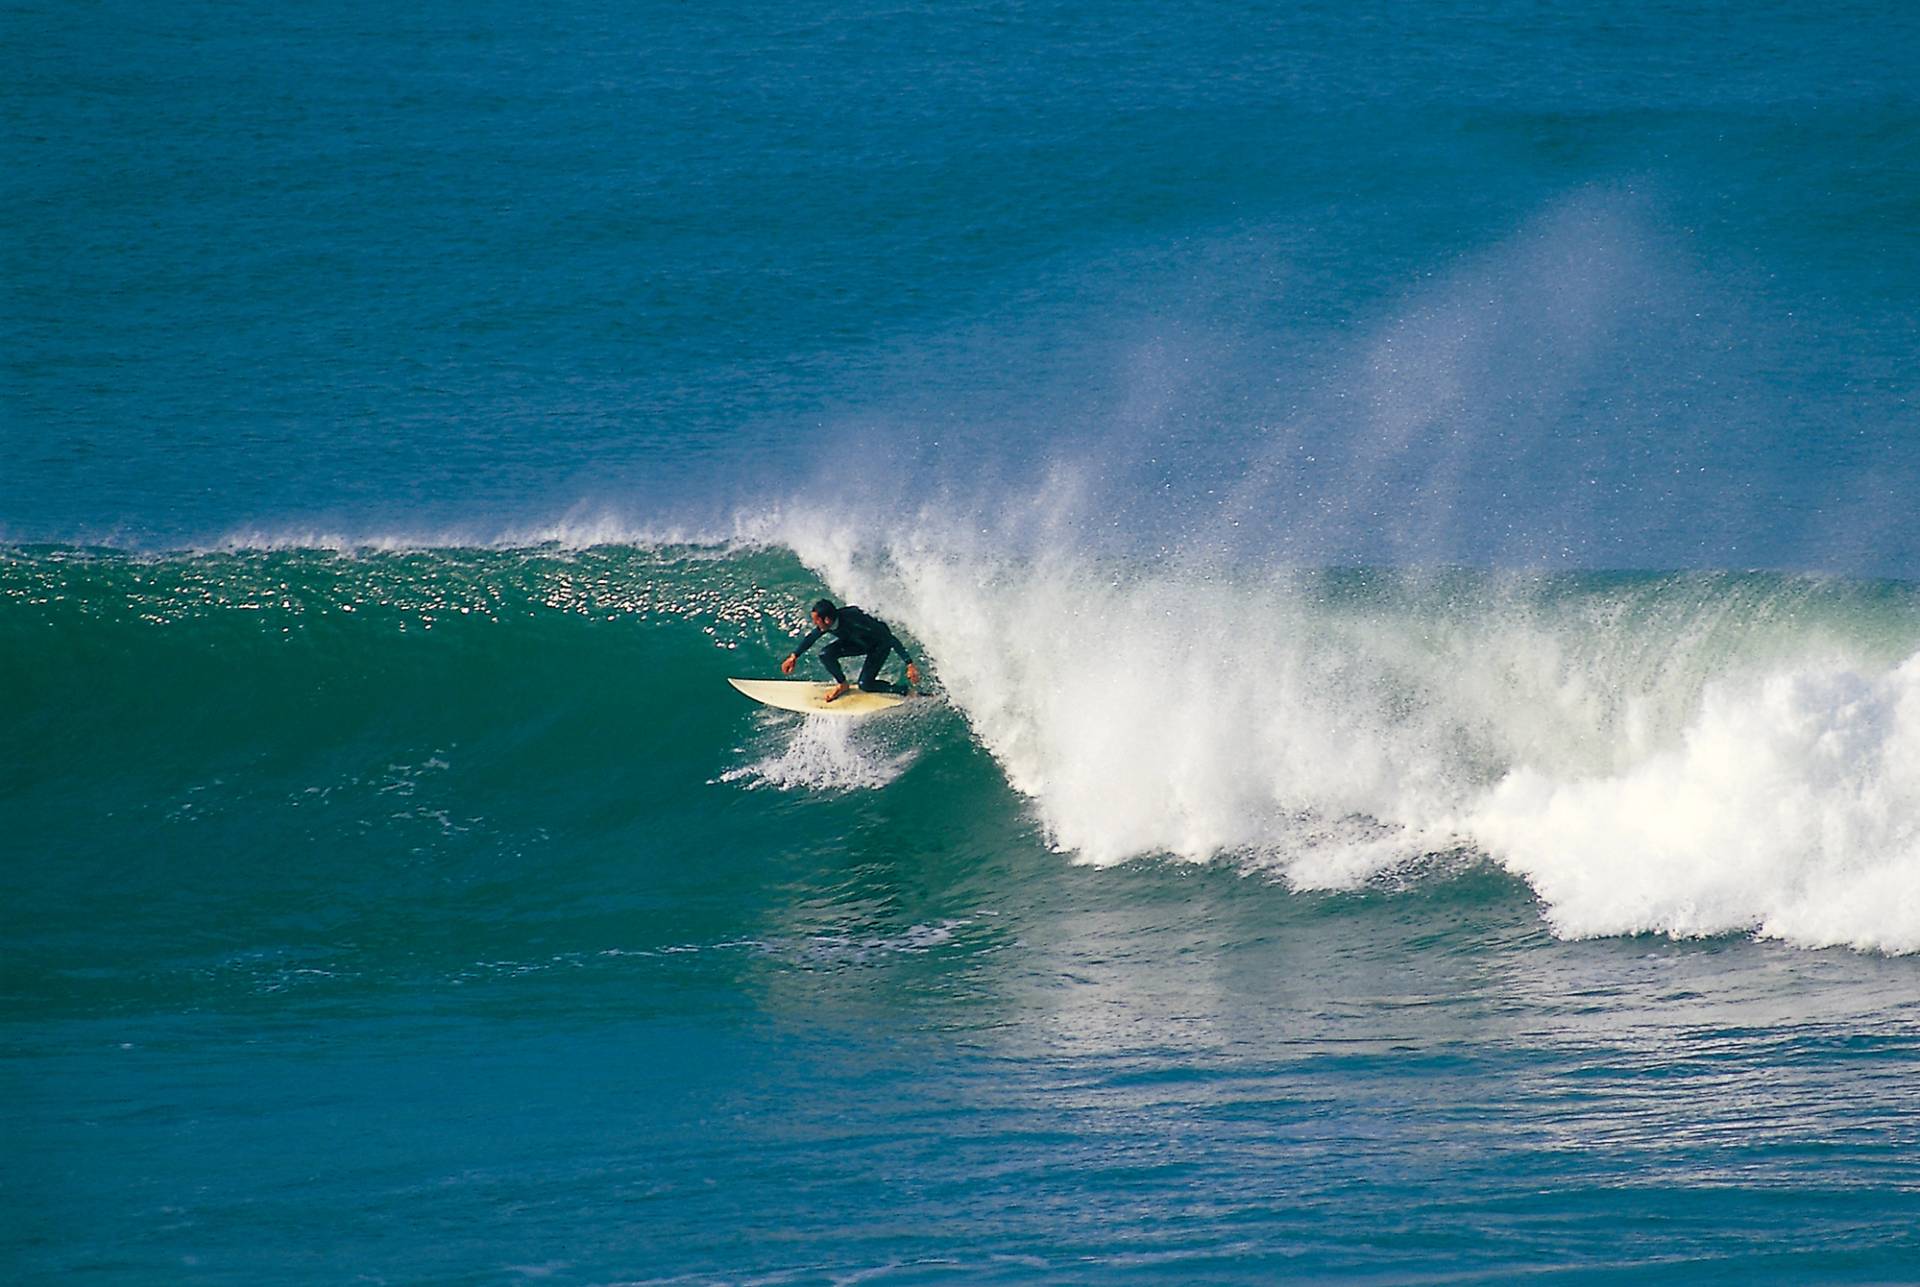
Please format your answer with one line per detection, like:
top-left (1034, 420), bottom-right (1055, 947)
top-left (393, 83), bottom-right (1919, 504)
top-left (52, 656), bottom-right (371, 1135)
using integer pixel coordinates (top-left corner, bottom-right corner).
top-left (1468, 654), bottom-right (1920, 953)
top-left (718, 714), bottom-right (917, 794)
top-left (778, 513), bottom-right (1920, 953)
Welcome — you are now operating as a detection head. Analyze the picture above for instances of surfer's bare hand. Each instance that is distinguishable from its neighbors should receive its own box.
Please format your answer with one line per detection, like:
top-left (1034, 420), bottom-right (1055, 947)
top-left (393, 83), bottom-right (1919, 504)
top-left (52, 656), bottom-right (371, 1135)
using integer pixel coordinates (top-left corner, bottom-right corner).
top-left (780, 654), bottom-right (796, 675)
top-left (823, 682), bottom-right (849, 703)
top-left (906, 662), bottom-right (921, 686)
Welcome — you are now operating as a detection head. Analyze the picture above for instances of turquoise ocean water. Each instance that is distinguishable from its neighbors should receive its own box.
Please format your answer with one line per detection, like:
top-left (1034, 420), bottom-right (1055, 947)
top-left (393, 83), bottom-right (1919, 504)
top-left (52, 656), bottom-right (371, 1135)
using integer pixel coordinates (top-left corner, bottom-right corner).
top-left (6, 2), bottom-right (1920, 1281)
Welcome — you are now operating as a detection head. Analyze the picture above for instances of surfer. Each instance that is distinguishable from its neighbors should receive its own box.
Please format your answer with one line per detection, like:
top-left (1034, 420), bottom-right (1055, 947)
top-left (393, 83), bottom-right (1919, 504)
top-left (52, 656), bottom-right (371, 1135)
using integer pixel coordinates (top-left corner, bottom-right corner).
top-left (782, 598), bottom-right (921, 703)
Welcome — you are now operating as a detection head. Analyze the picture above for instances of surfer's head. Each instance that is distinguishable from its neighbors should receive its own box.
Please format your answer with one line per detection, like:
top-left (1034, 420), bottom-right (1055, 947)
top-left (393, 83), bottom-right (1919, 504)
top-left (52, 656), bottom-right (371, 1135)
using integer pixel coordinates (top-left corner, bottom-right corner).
top-left (810, 598), bottom-right (837, 628)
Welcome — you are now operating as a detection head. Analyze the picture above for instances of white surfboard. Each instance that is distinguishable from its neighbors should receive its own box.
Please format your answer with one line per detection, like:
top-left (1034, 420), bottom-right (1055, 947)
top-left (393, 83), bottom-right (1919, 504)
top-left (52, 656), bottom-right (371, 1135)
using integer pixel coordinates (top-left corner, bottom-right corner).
top-left (727, 677), bottom-right (918, 717)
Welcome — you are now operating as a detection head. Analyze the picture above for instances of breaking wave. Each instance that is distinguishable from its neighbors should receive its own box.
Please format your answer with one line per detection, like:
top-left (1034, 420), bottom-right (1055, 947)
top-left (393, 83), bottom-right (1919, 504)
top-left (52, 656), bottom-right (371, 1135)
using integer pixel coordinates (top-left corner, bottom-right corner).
top-left (6, 528), bottom-right (1918, 953)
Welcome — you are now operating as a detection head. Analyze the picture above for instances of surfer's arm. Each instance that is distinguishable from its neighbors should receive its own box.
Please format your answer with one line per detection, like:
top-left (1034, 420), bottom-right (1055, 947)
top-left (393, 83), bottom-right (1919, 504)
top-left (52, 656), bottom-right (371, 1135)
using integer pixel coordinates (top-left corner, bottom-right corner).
top-left (885, 633), bottom-right (922, 687)
top-left (780, 626), bottom-right (822, 676)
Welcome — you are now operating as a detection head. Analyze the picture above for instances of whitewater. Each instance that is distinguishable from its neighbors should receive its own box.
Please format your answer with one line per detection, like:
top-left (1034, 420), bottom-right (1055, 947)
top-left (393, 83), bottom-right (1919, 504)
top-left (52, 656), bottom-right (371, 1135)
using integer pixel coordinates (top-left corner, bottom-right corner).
top-left (792, 523), bottom-right (1920, 954)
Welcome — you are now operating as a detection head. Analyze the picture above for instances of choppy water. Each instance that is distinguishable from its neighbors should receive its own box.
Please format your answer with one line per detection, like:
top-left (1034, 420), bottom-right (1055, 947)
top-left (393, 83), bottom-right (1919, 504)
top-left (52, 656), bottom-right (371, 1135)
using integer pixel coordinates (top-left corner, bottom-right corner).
top-left (6, 0), bottom-right (1920, 1281)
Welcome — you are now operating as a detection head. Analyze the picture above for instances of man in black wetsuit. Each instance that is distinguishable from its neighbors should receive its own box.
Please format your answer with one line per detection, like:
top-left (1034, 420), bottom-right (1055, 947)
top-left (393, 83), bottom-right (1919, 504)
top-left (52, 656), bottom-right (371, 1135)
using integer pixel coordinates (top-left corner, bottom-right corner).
top-left (781, 598), bottom-right (922, 703)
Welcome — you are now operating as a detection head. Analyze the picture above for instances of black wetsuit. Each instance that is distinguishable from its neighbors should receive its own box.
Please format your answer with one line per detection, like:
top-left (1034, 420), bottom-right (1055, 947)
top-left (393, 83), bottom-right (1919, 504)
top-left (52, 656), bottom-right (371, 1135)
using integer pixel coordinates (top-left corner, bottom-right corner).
top-left (791, 606), bottom-right (914, 692)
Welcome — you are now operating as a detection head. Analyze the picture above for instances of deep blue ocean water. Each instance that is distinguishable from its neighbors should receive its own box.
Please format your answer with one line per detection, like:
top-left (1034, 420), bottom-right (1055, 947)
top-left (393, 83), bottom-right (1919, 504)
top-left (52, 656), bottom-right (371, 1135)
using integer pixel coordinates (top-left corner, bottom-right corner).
top-left (5, 2), bottom-right (1920, 1282)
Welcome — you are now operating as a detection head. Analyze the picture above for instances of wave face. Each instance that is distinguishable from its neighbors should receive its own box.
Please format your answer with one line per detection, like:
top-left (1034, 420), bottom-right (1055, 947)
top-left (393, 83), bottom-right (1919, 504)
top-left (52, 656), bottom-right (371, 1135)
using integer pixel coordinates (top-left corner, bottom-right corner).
top-left (10, 538), bottom-right (1918, 955)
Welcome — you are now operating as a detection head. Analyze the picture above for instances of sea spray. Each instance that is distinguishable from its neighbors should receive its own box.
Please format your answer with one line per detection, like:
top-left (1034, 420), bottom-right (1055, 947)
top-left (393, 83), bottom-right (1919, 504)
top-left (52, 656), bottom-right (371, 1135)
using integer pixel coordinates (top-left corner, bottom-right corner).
top-left (718, 713), bottom-right (920, 794)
